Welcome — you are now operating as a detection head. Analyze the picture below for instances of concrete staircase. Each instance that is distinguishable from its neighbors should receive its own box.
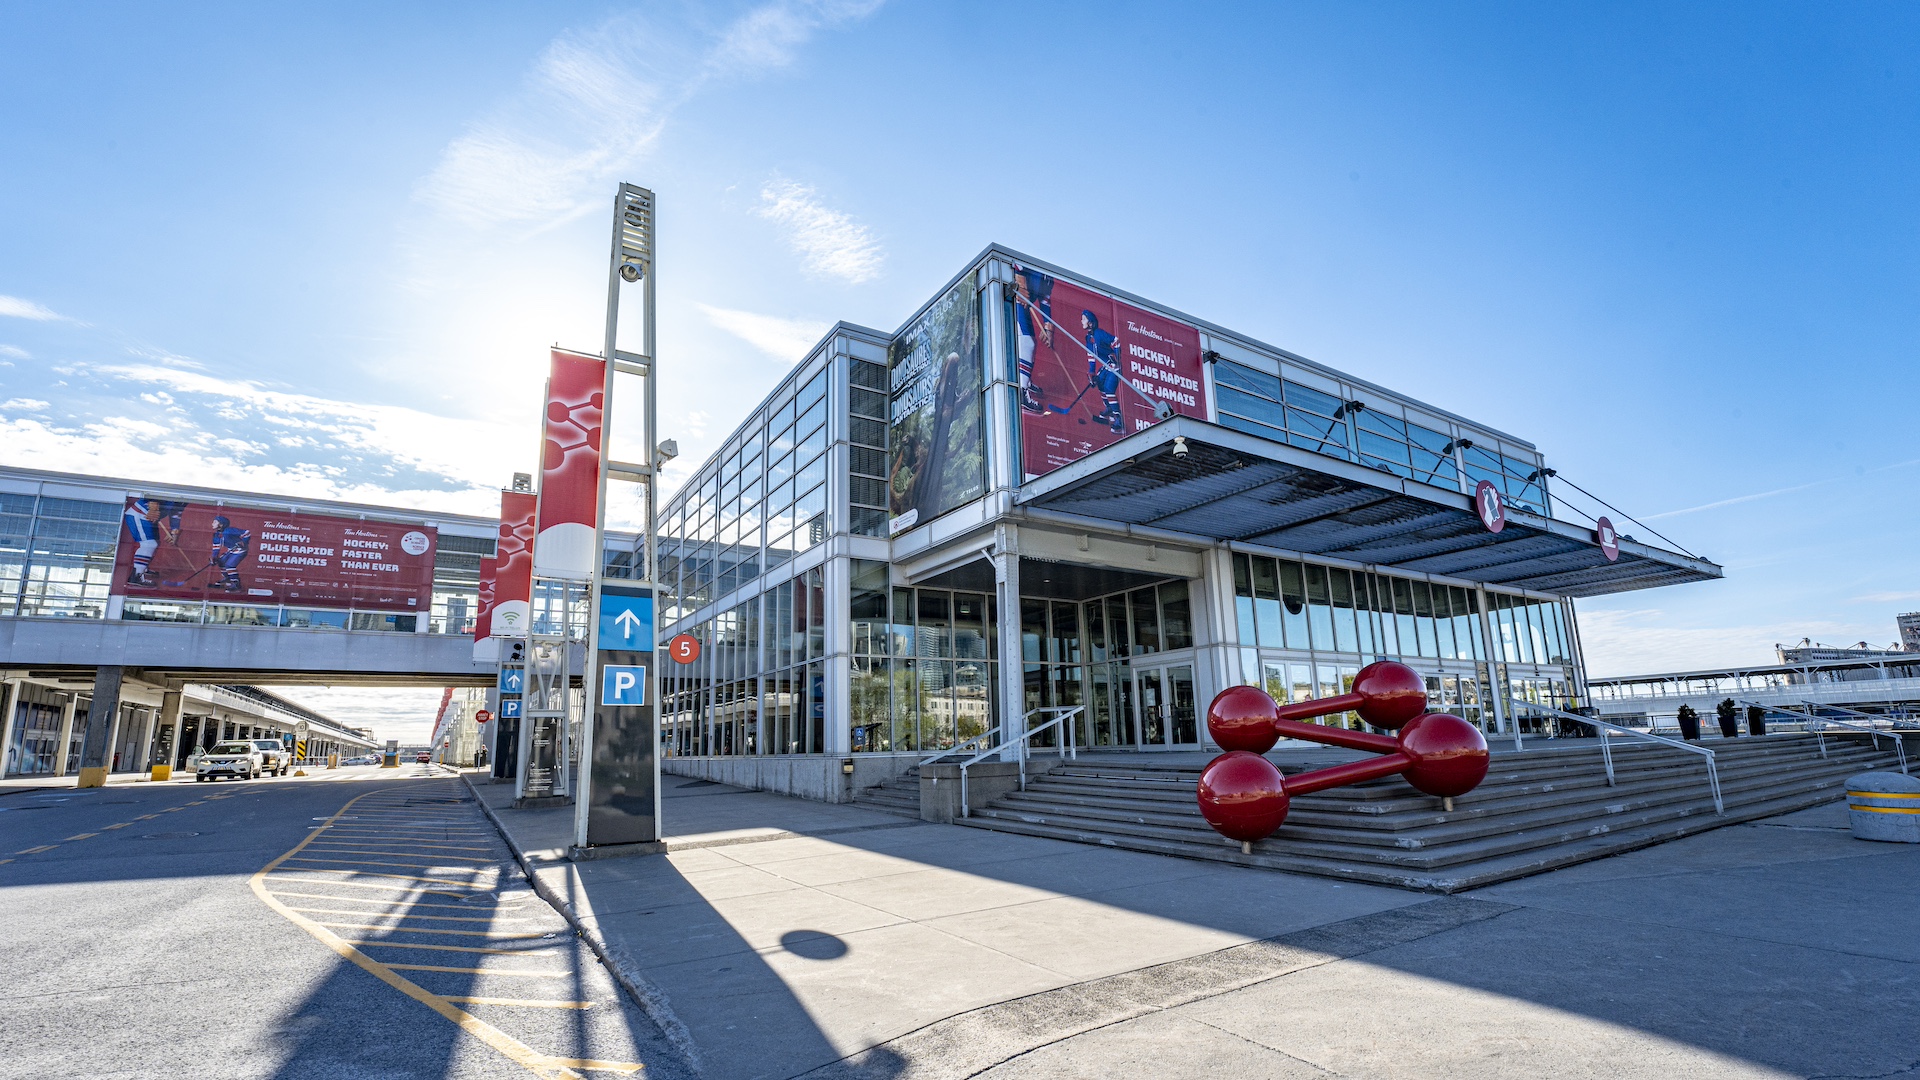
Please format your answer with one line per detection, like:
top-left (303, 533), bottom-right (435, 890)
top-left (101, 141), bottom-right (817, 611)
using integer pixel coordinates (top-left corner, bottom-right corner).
top-left (951, 732), bottom-right (1902, 892)
top-left (854, 766), bottom-right (922, 817)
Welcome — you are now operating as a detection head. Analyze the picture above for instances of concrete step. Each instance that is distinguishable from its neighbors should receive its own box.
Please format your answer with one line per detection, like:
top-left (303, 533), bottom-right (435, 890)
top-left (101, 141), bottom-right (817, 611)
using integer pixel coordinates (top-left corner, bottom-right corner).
top-left (970, 761), bottom-right (1867, 870)
top-left (954, 736), bottom-right (1902, 890)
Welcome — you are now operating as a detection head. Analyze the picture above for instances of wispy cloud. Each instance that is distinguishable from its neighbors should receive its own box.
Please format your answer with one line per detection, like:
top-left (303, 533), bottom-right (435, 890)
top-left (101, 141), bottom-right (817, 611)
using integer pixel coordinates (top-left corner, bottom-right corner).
top-left (0, 344), bottom-right (29, 359)
top-left (0, 398), bottom-right (49, 411)
top-left (698, 302), bottom-right (831, 362)
top-left (754, 176), bottom-right (884, 283)
top-left (1646, 458), bottom-right (1920, 520)
top-left (0, 295), bottom-right (66, 321)
top-left (1853, 591), bottom-right (1920, 604)
top-left (1576, 606), bottom-right (1894, 676)
top-left (416, 2), bottom-right (884, 233)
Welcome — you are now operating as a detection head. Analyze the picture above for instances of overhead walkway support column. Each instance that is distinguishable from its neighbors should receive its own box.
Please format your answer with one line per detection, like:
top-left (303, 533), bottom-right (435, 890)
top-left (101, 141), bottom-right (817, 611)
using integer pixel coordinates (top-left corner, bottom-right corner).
top-left (994, 526), bottom-right (1023, 762)
top-left (76, 666), bottom-right (124, 788)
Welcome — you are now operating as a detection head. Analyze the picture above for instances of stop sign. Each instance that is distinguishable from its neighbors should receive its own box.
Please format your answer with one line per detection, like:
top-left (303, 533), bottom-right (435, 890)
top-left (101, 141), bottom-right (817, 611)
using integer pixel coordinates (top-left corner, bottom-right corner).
top-left (475, 710), bottom-right (492, 725)
top-left (668, 633), bottom-right (701, 664)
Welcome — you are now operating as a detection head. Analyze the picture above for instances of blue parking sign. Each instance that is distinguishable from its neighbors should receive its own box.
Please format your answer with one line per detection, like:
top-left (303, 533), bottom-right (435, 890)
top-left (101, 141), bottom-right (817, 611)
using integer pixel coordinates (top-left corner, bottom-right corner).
top-left (600, 665), bottom-right (648, 707)
top-left (499, 699), bottom-right (522, 719)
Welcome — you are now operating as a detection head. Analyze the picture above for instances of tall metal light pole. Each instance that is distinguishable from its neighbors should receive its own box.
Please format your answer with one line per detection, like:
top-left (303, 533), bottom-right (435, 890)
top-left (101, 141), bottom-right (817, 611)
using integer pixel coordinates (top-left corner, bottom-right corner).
top-left (574, 184), bottom-right (663, 851)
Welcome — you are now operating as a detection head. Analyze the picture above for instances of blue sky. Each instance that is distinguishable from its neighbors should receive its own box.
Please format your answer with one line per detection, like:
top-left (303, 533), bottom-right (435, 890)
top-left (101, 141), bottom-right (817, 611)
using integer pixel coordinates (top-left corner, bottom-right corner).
top-left (4, 2), bottom-right (1918, 734)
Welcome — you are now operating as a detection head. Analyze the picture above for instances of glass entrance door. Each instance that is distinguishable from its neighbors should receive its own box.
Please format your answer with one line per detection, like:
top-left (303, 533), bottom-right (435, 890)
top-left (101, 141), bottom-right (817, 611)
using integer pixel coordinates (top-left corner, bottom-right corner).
top-left (1133, 664), bottom-right (1199, 748)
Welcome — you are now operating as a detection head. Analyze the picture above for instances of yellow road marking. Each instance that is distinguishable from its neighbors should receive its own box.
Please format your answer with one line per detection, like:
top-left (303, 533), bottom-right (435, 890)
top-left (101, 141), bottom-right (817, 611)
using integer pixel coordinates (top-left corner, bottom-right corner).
top-left (317, 922), bottom-right (548, 939)
top-left (265, 876), bottom-right (484, 899)
top-left (266, 867), bottom-right (493, 890)
top-left (14, 845), bottom-right (56, 855)
top-left (287, 906), bottom-right (532, 924)
top-left (64, 833), bottom-right (97, 841)
top-left (267, 889), bottom-right (530, 911)
top-left (251, 786), bottom-right (636, 1079)
top-left (302, 847), bottom-right (494, 863)
top-left (385, 963), bottom-right (566, 978)
top-left (290, 856), bottom-right (493, 875)
top-left (542, 1059), bottom-right (640, 1074)
top-left (0, 858), bottom-right (12, 865)
top-left (133, 814), bottom-right (158, 821)
top-left (101, 823), bottom-right (131, 830)
top-left (308, 838), bottom-right (494, 851)
top-left (440, 996), bottom-right (595, 1010)
top-left (344, 940), bottom-right (558, 956)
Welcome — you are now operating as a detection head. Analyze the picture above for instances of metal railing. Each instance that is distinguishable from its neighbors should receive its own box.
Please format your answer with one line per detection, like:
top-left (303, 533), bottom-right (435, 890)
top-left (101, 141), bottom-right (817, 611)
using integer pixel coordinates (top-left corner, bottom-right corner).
top-left (1737, 700), bottom-right (1909, 775)
top-left (1507, 699), bottom-right (1723, 814)
top-left (958, 706), bottom-right (1084, 818)
top-left (920, 729), bottom-right (998, 768)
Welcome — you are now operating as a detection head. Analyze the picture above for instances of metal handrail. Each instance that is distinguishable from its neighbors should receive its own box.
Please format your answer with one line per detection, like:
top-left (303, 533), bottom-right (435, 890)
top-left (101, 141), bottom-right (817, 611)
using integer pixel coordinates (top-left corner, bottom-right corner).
top-left (958, 706), bottom-right (1084, 818)
top-left (920, 729), bottom-right (998, 768)
top-left (1507, 699), bottom-right (1723, 813)
top-left (1738, 700), bottom-right (1909, 775)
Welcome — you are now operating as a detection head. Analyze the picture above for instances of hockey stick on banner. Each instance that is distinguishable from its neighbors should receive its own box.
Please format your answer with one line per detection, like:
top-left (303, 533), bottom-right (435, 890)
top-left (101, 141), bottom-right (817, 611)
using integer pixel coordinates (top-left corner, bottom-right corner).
top-left (1021, 298), bottom-right (1176, 421)
top-left (162, 562), bottom-right (218, 588)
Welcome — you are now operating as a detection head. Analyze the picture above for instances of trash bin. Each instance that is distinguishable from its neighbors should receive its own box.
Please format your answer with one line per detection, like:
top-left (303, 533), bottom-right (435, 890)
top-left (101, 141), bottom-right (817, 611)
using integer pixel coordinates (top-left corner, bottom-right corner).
top-left (1846, 771), bottom-right (1920, 843)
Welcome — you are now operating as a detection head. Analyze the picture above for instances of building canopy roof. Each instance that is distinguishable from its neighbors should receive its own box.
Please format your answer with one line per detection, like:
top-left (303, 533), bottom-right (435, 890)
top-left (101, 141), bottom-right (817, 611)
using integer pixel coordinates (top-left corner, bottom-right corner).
top-left (1017, 417), bottom-right (1720, 599)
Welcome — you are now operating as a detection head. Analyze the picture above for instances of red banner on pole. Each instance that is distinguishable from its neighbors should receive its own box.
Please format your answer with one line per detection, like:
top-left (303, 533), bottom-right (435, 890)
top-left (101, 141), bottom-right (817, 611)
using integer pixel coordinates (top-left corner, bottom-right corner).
top-left (533, 349), bottom-right (605, 579)
top-left (494, 490), bottom-right (536, 635)
top-left (473, 556), bottom-right (497, 645)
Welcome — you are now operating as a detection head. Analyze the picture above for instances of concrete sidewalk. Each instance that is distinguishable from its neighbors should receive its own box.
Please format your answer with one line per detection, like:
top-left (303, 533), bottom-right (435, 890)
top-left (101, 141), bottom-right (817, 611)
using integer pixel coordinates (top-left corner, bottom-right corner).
top-left (467, 771), bottom-right (1920, 1080)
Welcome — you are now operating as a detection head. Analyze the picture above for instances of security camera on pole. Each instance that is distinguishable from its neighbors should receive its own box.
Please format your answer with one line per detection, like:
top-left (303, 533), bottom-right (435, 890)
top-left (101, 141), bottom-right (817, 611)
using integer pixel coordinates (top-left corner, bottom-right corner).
top-left (569, 183), bottom-right (665, 854)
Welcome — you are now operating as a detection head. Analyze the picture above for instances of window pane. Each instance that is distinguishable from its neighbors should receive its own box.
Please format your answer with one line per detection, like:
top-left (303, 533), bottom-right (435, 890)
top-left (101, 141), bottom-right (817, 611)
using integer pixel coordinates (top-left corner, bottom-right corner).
top-left (1304, 564), bottom-right (1333, 652)
top-left (1051, 600), bottom-right (1081, 663)
top-left (1328, 569), bottom-right (1358, 653)
top-left (1131, 588), bottom-right (1160, 655)
top-left (1278, 560), bottom-right (1308, 648)
top-left (1158, 581), bottom-right (1193, 650)
top-left (1252, 556), bottom-right (1282, 649)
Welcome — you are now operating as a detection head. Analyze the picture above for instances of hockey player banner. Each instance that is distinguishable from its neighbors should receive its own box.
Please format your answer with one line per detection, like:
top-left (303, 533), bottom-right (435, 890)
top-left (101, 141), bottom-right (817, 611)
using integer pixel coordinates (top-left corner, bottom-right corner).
top-left (533, 349), bottom-right (606, 578)
top-left (111, 497), bottom-right (436, 611)
top-left (888, 275), bottom-right (986, 535)
top-left (493, 489), bottom-right (536, 636)
top-left (1009, 264), bottom-right (1208, 481)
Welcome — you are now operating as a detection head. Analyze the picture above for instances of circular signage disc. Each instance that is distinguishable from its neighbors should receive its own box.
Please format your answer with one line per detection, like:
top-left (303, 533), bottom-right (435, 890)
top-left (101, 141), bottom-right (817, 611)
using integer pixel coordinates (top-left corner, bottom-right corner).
top-left (1595, 516), bottom-right (1620, 562)
top-left (668, 633), bottom-right (702, 664)
top-left (1474, 480), bottom-right (1507, 534)
top-left (475, 710), bottom-right (493, 725)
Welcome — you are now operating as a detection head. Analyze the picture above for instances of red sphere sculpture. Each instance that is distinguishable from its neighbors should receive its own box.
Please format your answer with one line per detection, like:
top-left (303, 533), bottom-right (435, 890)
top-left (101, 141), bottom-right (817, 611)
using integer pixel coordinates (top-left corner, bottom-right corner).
top-left (1196, 671), bottom-right (1493, 846)
top-left (1351, 661), bottom-right (1428, 730)
top-left (1196, 751), bottom-right (1290, 841)
top-left (1207, 685), bottom-right (1282, 753)
top-left (1397, 712), bottom-right (1490, 797)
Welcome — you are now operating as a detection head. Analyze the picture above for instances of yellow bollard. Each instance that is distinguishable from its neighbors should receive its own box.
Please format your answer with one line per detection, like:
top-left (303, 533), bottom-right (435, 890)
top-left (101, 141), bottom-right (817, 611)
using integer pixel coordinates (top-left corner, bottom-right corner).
top-left (76, 766), bottom-right (108, 789)
top-left (150, 764), bottom-right (172, 782)
top-left (326, 753), bottom-right (339, 770)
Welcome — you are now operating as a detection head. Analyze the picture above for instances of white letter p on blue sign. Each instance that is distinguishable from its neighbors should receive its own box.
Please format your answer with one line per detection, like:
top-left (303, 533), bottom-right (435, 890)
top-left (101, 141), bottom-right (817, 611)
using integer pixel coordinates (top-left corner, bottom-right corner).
top-left (601, 665), bottom-right (648, 707)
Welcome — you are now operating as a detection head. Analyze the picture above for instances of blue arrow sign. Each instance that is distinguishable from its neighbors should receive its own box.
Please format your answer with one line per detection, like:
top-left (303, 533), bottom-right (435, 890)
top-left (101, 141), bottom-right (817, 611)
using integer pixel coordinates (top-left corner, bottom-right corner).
top-left (600, 665), bottom-right (649, 706)
top-left (597, 592), bottom-right (654, 651)
top-left (497, 668), bottom-right (525, 694)
top-left (499, 699), bottom-right (522, 719)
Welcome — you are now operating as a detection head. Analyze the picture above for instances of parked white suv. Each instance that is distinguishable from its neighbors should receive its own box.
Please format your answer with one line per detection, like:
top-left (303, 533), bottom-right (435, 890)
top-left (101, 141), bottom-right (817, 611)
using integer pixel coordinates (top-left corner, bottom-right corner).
top-left (196, 740), bottom-right (289, 781)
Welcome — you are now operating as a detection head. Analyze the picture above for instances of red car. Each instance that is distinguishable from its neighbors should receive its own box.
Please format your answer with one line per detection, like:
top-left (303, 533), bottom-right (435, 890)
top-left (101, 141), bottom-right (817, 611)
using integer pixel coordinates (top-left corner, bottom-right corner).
top-left (415, 751), bottom-right (431, 763)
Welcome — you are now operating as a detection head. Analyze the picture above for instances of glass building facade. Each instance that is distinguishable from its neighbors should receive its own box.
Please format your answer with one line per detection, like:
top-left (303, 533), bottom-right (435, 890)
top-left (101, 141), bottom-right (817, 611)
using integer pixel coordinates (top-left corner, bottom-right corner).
top-left (648, 248), bottom-right (1654, 783)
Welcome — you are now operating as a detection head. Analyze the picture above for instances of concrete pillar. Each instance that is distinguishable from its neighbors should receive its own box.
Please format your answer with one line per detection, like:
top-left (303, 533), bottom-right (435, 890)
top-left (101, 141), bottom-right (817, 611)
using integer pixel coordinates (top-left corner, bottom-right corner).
top-left (159, 691), bottom-right (183, 777)
top-left (0, 679), bottom-right (20, 777)
top-left (54, 696), bottom-right (78, 776)
top-left (76, 666), bottom-right (125, 788)
top-left (103, 703), bottom-right (125, 774)
top-left (993, 525), bottom-right (1023, 761)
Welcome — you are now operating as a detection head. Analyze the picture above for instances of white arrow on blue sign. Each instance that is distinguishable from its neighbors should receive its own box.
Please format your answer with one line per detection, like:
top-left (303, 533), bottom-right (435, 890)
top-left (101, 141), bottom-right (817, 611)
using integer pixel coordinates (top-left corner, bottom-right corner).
top-left (597, 592), bottom-right (654, 650)
top-left (497, 668), bottom-right (524, 693)
top-left (600, 665), bottom-right (648, 707)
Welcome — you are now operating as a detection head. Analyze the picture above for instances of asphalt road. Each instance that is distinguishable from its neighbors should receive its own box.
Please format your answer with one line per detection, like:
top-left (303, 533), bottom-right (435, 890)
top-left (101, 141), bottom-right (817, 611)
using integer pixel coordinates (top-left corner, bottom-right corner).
top-left (0, 766), bottom-right (695, 1080)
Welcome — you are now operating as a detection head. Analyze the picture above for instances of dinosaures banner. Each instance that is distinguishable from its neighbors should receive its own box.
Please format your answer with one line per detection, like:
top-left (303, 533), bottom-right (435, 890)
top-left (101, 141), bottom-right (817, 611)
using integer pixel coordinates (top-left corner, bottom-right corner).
top-left (1008, 265), bottom-right (1208, 481)
top-left (888, 274), bottom-right (986, 535)
top-left (110, 496), bottom-right (437, 612)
